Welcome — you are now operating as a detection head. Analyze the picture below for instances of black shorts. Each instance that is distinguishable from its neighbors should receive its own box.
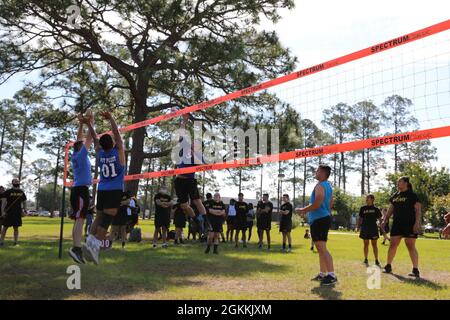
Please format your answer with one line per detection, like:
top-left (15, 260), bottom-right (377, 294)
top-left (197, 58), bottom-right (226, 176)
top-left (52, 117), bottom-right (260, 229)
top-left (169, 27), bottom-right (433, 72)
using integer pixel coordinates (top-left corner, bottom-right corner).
top-left (155, 212), bottom-right (170, 229)
top-left (208, 215), bottom-right (223, 232)
top-left (174, 177), bottom-right (200, 204)
top-left (311, 216), bottom-right (331, 242)
top-left (246, 221), bottom-right (254, 228)
top-left (257, 218), bottom-right (271, 230)
top-left (227, 216), bottom-right (236, 227)
top-left (390, 221), bottom-right (418, 238)
top-left (96, 190), bottom-right (123, 211)
top-left (279, 221), bottom-right (292, 233)
top-left (70, 186), bottom-right (90, 220)
top-left (359, 225), bottom-right (379, 240)
top-left (174, 213), bottom-right (186, 229)
top-left (2, 212), bottom-right (22, 227)
top-left (234, 216), bottom-right (248, 231)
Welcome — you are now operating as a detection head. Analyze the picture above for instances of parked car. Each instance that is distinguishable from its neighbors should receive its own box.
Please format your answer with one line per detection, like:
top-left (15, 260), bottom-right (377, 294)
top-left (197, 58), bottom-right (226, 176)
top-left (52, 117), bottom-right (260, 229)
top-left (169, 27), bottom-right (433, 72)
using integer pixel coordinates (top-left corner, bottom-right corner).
top-left (26, 210), bottom-right (37, 216)
top-left (38, 211), bottom-right (51, 217)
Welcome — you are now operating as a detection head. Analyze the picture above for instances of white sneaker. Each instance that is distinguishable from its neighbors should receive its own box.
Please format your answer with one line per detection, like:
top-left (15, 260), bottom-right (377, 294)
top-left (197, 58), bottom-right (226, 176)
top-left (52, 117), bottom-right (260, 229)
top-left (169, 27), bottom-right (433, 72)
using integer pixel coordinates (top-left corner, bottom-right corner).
top-left (82, 235), bottom-right (100, 265)
top-left (162, 243), bottom-right (168, 248)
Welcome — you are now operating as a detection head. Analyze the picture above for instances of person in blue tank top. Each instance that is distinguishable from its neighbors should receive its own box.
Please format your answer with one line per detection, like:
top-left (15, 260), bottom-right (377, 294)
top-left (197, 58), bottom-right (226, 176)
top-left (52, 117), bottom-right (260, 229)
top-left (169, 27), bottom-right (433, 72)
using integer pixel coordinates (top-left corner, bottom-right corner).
top-left (81, 111), bottom-right (125, 265)
top-left (68, 111), bottom-right (94, 264)
top-left (296, 165), bottom-right (337, 286)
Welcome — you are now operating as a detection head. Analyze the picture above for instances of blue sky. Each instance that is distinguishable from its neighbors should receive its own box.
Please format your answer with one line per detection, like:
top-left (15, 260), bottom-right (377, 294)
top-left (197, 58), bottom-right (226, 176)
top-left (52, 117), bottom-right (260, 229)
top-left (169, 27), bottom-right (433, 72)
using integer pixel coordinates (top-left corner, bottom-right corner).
top-left (0, 0), bottom-right (449, 201)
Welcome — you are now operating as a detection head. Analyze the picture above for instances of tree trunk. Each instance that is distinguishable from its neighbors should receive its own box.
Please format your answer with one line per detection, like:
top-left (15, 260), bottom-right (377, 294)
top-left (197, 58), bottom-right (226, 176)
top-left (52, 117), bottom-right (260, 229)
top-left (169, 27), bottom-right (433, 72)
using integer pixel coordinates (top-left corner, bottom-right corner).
top-left (341, 152), bottom-right (346, 192)
top-left (50, 145), bottom-right (61, 217)
top-left (361, 149), bottom-right (365, 196)
top-left (367, 149), bottom-right (371, 194)
top-left (142, 158), bottom-right (151, 219)
top-left (0, 124), bottom-right (5, 161)
top-left (18, 120), bottom-right (27, 181)
top-left (238, 169), bottom-right (242, 193)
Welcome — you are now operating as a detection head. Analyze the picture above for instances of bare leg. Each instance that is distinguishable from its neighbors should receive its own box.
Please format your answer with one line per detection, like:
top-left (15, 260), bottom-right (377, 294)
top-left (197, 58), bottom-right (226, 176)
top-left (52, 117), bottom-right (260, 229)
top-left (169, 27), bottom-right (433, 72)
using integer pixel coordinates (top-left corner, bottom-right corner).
top-left (405, 238), bottom-right (419, 269)
top-left (386, 236), bottom-right (402, 265)
top-left (371, 239), bottom-right (379, 261)
top-left (315, 241), bottom-right (334, 274)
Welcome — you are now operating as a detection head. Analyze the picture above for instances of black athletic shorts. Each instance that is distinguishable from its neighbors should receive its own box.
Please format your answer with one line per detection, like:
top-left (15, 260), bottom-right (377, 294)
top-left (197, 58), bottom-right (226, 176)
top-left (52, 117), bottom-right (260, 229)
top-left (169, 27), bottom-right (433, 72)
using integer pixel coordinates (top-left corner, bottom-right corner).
top-left (311, 216), bottom-right (331, 242)
top-left (155, 212), bottom-right (170, 229)
top-left (208, 215), bottom-right (223, 232)
top-left (359, 225), bottom-right (379, 240)
top-left (279, 221), bottom-right (292, 233)
top-left (70, 186), bottom-right (90, 220)
top-left (2, 211), bottom-right (22, 227)
top-left (96, 190), bottom-right (123, 211)
top-left (257, 217), bottom-right (271, 230)
top-left (390, 220), bottom-right (418, 238)
top-left (227, 216), bottom-right (236, 227)
top-left (234, 216), bottom-right (247, 231)
top-left (174, 213), bottom-right (186, 229)
top-left (246, 221), bottom-right (254, 229)
top-left (174, 177), bottom-right (200, 204)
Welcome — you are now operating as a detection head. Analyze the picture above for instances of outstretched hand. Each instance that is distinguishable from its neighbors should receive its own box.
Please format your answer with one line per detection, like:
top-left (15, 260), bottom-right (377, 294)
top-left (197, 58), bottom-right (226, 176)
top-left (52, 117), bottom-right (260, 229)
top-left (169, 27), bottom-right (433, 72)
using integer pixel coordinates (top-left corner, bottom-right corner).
top-left (101, 111), bottom-right (113, 120)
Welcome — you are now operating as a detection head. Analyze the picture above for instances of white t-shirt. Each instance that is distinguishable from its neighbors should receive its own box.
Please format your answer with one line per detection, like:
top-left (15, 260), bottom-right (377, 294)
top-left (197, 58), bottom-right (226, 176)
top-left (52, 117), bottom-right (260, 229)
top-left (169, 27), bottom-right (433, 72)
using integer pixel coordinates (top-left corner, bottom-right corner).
top-left (228, 204), bottom-right (236, 217)
top-left (127, 199), bottom-right (136, 216)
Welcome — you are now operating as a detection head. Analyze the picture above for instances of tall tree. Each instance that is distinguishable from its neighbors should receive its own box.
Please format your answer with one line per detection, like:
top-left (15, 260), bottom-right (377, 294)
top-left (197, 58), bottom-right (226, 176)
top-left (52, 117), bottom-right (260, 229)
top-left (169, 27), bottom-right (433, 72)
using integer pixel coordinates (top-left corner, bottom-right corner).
top-left (322, 103), bottom-right (352, 192)
top-left (0, 99), bottom-right (20, 162)
top-left (0, 0), bottom-right (297, 195)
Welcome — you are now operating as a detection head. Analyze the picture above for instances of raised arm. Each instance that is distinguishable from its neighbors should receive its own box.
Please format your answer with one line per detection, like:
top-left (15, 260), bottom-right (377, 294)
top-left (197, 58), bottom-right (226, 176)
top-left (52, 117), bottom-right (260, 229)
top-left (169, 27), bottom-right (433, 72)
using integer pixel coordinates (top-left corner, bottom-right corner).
top-left (102, 112), bottom-right (125, 166)
top-left (83, 117), bottom-right (99, 152)
top-left (76, 115), bottom-right (84, 141)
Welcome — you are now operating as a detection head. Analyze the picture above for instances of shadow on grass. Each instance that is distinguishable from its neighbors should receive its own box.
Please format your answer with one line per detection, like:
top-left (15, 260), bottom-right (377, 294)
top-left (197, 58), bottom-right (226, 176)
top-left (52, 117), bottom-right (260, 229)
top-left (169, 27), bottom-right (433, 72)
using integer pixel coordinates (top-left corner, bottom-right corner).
top-left (311, 285), bottom-right (342, 300)
top-left (390, 274), bottom-right (447, 291)
top-left (0, 239), bottom-right (290, 300)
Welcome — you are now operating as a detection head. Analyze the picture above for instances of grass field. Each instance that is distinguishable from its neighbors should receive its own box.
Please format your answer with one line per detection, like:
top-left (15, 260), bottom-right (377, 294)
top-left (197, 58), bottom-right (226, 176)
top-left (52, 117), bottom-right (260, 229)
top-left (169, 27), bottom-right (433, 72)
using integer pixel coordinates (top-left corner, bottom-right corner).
top-left (0, 217), bottom-right (449, 300)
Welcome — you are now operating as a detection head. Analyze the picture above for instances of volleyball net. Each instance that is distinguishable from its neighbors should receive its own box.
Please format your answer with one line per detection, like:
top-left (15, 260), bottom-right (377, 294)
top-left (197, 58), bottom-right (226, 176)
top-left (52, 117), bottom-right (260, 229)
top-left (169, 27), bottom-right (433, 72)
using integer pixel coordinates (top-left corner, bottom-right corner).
top-left (63, 19), bottom-right (450, 187)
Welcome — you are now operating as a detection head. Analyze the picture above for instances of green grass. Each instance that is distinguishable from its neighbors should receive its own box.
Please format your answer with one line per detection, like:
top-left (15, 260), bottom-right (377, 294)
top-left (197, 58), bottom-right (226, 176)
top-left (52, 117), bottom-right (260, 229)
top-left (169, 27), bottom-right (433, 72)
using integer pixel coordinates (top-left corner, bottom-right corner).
top-left (0, 217), bottom-right (449, 300)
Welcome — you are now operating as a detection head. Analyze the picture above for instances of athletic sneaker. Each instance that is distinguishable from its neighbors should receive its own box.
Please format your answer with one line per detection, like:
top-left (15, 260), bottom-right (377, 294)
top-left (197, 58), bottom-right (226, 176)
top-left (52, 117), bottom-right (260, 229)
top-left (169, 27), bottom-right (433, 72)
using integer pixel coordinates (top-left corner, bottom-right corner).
top-left (205, 245), bottom-right (211, 254)
top-left (384, 264), bottom-right (393, 274)
top-left (321, 275), bottom-right (338, 286)
top-left (82, 235), bottom-right (100, 265)
top-left (408, 268), bottom-right (420, 278)
top-left (69, 247), bottom-right (85, 264)
top-left (311, 274), bottom-right (325, 281)
top-left (235, 244), bottom-right (238, 248)
top-left (162, 243), bottom-right (168, 248)
top-left (375, 260), bottom-right (381, 267)
top-left (258, 243), bottom-right (262, 249)
top-left (287, 248), bottom-right (292, 253)
top-left (363, 258), bottom-right (369, 264)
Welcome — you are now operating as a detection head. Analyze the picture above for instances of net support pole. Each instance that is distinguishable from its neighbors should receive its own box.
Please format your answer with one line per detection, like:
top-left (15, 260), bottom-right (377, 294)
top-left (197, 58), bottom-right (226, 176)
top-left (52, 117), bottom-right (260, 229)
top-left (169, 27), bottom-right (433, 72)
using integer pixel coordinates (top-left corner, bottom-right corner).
top-left (58, 186), bottom-right (66, 259)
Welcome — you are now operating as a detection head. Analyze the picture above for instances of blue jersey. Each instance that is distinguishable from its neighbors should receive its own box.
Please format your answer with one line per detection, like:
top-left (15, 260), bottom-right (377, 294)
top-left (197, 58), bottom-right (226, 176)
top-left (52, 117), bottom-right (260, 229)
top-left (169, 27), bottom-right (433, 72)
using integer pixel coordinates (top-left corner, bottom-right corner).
top-left (97, 147), bottom-right (124, 191)
top-left (72, 145), bottom-right (92, 187)
top-left (308, 181), bottom-right (333, 225)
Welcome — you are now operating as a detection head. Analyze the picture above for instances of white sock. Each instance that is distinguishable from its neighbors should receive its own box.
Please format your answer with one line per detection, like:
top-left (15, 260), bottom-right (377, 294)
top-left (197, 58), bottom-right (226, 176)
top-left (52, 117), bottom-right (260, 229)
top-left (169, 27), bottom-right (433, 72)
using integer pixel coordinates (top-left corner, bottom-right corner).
top-left (328, 272), bottom-right (336, 278)
top-left (319, 272), bottom-right (325, 277)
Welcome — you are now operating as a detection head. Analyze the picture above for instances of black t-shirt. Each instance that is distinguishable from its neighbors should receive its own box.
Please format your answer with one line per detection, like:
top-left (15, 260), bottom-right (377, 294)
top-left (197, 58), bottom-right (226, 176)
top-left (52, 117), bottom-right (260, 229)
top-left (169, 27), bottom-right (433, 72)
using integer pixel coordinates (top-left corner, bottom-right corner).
top-left (203, 199), bottom-right (214, 214)
top-left (389, 191), bottom-right (420, 224)
top-left (173, 203), bottom-right (184, 216)
top-left (280, 202), bottom-right (293, 223)
top-left (235, 201), bottom-right (248, 219)
top-left (359, 205), bottom-right (382, 228)
top-left (209, 201), bottom-right (225, 216)
top-left (154, 193), bottom-right (172, 216)
top-left (2, 188), bottom-right (26, 215)
top-left (257, 201), bottom-right (273, 220)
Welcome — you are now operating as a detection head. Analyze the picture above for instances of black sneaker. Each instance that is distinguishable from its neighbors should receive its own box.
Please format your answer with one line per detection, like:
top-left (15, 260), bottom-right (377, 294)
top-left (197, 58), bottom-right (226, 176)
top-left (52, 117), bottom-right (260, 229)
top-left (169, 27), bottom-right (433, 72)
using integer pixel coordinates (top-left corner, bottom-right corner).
top-left (375, 260), bottom-right (381, 267)
top-left (205, 245), bottom-right (211, 254)
top-left (235, 244), bottom-right (238, 248)
top-left (311, 274), bottom-right (325, 281)
top-left (213, 246), bottom-right (218, 254)
top-left (321, 275), bottom-right (338, 286)
top-left (408, 268), bottom-right (420, 278)
top-left (363, 258), bottom-right (369, 264)
top-left (310, 246), bottom-right (314, 251)
top-left (258, 244), bottom-right (262, 249)
top-left (69, 248), bottom-right (85, 264)
top-left (384, 264), bottom-right (392, 274)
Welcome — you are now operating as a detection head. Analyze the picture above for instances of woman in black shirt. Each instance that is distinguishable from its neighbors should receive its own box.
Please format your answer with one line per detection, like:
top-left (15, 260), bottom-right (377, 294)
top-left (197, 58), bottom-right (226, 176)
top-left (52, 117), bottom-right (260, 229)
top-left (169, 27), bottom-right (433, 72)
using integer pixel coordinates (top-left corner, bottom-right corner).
top-left (356, 194), bottom-right (382, 266)
top-left (381, 177), bottom-right (421, 277)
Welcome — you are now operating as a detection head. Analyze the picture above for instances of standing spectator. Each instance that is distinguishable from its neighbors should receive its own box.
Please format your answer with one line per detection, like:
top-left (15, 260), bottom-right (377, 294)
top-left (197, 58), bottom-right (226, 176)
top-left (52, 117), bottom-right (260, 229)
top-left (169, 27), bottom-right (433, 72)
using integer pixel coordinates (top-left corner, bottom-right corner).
top-left (279, 194), bottom-right (293, 253)
top-left (256, 193), bottom-right (273, 250)
top-left (246, 203), bottom-right (256, 242)
top-left (226, 199), bottom-right (236, 242)
top-left (0, 178), bottom-right (27, 246)
top-left (234, 193), bottom-right (248, 248)
top-left (173, 202), bottom-right (186, 244)
top-left (152, 186), bottom-right (172, 248)
top-left (380, 208), bottom-right (391, 245)
top-left (381, 176), bottom-right (422, 278)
